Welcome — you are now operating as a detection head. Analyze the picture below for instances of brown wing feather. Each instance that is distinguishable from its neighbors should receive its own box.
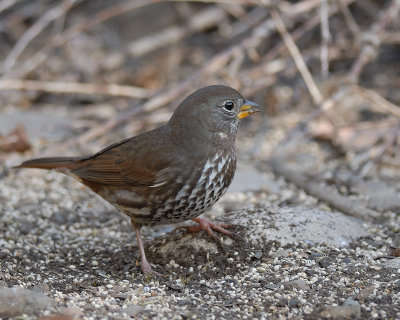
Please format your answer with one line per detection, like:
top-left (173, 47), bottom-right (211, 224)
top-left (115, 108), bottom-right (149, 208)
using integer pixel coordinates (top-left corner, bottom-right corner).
top-left (72, 127), bottom-right (177, 187)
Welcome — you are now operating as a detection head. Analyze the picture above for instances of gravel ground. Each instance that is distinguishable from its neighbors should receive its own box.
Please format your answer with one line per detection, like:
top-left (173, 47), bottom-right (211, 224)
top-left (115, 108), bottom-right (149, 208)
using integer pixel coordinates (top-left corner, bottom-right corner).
top-left (1, 163), bottom-right (399, 319)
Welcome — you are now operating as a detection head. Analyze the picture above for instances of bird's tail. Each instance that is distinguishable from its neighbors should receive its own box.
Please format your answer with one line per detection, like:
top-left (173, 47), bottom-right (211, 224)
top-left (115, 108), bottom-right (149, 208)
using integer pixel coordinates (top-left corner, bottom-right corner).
top-left (14, 157), bottom-right (79, 170)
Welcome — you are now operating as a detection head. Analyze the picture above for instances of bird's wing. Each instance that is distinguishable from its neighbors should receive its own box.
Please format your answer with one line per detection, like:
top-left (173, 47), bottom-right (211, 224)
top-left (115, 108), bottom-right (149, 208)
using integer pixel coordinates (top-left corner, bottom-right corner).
top-left (72, 130), bottom-right (179, 187)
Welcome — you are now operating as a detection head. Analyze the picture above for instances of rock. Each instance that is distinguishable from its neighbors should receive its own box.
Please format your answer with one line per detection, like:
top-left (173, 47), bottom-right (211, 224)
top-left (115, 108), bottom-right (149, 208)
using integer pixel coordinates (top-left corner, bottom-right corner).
top-left (271, 249), bottom-right (289, 259)
top-left (265, 283), bottom-right (279, 290)
top-left (305, 269), bottom-right (314, 276)
top-left (263, 299), bottom-right (274, 307)
top-left (0, 250), bottom-right (9, 259)
top-left (120, 305), bottom-right (145, 317)
top-left (284, 279), bottom-right (310, 291)
top-left (382, 257), bottom-right (400, 269)
top-left (40, 315), bottom-right (75, 320)
top-left (110, 291), bottom-right (128, 299)
top-left (252, 251), bottom-right (263, 260)
top-left (343, 297), bottom-right (360, 308)
top-left (40, 307), bottom-right (83, 320)
top-left (288, 298), bottom-right (300, 308)
top-left (356, 285), bottom-right (374, 301)
top-left (318, 257), bottom-right (331, 268)
top-left (320, 300), bottom-right (361, 319)
top-left (0, 281), bottom-right (7, 288)
top-left (177, 299), bottom-right (190, 306)
top-left (309, 252), bottom-right (324, 258)
top-left (166, 281), bottom-right (183, 292)
top-left (0, 287), bottom-right (56, 318)
top-left (229, 206), bottom-right (370, 247)
top-left (32, 283), bottom-right (50, 293)
top-left (277, 298), bottom-right (288, 307)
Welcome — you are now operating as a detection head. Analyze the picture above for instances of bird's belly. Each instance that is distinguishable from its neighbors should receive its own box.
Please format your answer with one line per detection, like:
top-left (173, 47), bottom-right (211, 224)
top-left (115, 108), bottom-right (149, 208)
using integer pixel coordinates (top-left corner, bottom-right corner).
top-left (149, 151), bottom-right (237, 225)
top-left (108, 152), bottom-right (237, 226)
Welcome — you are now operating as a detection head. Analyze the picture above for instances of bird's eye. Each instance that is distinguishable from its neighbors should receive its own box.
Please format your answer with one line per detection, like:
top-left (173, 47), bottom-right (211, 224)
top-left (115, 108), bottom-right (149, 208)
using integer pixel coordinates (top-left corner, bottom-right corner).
top-left (223, 101), bottom-right (235, 112)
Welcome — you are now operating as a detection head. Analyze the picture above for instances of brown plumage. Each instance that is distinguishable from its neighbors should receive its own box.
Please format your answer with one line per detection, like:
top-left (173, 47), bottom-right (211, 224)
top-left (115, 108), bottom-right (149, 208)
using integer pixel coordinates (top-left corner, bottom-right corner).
top-left (16, 85), bottom-right (259, 276)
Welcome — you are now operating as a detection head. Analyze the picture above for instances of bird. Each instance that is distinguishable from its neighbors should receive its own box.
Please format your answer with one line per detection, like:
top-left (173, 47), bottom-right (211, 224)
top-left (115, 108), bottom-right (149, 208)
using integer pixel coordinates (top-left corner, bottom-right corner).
top-left (15, 85), bottom-right (260, 276)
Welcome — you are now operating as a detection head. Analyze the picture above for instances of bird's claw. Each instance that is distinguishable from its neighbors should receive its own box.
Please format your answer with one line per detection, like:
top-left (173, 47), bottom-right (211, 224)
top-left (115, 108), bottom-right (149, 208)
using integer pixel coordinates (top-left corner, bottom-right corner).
top-left (179, 217), bottom-right (233, 239)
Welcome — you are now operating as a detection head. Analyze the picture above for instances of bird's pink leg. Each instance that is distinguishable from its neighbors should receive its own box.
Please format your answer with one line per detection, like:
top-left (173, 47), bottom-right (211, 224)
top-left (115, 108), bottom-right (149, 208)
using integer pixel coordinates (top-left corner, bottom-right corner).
top-left (132, 219), bottom-right (163, 277)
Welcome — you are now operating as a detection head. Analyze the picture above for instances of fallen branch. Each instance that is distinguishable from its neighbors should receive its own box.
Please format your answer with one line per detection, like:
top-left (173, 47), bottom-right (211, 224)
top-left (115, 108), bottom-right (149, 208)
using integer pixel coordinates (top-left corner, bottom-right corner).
top-left (268, 157), bottom-right (381, 221)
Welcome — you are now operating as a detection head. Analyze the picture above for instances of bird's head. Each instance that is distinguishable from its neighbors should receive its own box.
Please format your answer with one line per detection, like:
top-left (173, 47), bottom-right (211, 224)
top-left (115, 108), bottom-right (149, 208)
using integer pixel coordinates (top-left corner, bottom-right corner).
top-left (168, 85), bottom-right (259, 144)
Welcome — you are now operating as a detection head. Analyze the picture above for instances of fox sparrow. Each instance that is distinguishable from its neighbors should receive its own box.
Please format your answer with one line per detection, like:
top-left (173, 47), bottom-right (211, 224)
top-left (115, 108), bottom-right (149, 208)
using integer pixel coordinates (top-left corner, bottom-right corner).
top-left (16, 85), bottom-right (259, 276)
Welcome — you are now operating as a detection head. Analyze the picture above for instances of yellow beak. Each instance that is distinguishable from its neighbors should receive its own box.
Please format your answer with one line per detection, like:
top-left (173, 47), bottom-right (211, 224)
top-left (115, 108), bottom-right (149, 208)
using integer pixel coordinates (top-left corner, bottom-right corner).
top-left (237, 100), bottom-right (260, 119)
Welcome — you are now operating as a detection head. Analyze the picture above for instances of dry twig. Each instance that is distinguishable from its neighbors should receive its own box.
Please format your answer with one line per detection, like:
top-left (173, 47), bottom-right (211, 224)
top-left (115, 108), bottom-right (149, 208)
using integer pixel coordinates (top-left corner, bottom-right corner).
top-left (277, 0), bottom-right (399, 145)
top-left (338, 0), bottom-right (360, 37)
top-left (0, 0), bottom-right (19, 13)
top-left (6, 0), bottom-right (160, 78)
top-left (353, 85), bottom-right (400, 118)
top-left (0, 79), bottom-right (151, 99)
top-left (270, 6), bottom-right (324, 105)
top-left (350, 0), bottom-right (400, 82)
top-left (2, 0), bottom-right (80, 74)
top-left (320, 0), bottom-right (330, 78)
top-left (128, 6), bottom-right (227, 57)
top-left (245, 0), bottom-right (355, 81)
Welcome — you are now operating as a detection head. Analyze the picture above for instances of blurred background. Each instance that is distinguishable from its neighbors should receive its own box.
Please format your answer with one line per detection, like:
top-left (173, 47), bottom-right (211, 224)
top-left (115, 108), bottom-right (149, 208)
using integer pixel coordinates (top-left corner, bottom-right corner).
top-left (0, 0), bottom-right (400, 215)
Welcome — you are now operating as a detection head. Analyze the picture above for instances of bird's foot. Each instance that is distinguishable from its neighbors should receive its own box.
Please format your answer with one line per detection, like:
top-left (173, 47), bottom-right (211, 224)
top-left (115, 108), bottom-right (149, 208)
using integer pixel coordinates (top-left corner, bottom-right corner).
top-left (141, 259), bottom-right (164, 278)
top-left (181, 217), bottom-right (233, 239)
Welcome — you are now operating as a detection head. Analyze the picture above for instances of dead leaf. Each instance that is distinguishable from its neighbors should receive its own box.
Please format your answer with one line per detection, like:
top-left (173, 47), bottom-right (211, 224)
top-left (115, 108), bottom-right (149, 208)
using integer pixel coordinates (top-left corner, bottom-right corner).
top-left (309, 118), bottom-right (399, 152)
top-left (0, 124), bottom-right (31, 153)
top-left (389, 246), bottom-right (400, 257)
